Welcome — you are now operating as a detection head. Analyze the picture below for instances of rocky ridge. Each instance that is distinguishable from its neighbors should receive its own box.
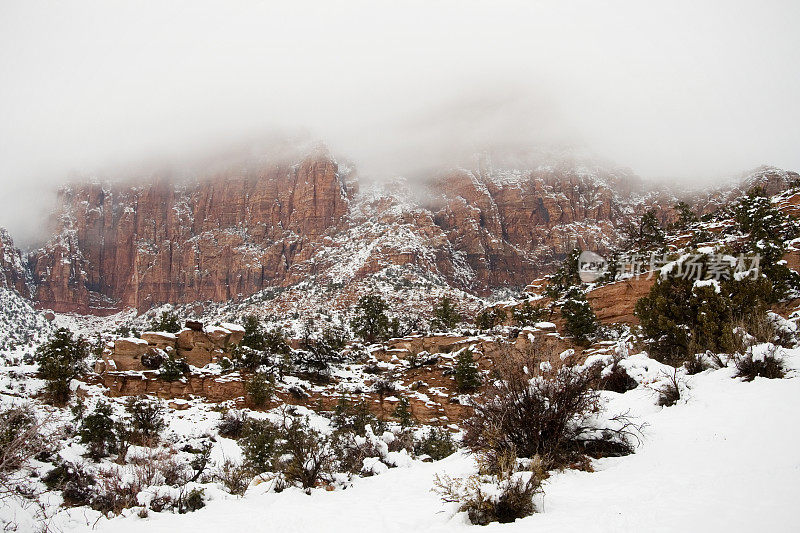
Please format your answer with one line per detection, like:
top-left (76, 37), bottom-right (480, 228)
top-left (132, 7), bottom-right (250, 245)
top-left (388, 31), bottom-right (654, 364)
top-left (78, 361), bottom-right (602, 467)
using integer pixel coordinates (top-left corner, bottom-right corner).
top-left (2, 148), bottom-right (796, 317)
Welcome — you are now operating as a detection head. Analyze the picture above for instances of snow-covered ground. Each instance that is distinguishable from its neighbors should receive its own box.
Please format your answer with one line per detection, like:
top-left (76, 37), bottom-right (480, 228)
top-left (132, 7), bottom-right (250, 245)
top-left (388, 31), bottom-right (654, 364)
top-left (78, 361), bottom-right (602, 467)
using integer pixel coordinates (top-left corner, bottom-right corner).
top-left (75, 349), bottom-right (800, 533)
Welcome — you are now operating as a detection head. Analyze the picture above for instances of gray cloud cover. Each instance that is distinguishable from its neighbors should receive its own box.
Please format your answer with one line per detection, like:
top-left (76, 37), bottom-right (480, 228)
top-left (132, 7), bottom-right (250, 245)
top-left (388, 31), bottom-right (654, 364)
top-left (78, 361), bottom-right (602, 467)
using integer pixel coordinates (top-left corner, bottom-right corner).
top-left (1, 0), bottom-right (799, 244)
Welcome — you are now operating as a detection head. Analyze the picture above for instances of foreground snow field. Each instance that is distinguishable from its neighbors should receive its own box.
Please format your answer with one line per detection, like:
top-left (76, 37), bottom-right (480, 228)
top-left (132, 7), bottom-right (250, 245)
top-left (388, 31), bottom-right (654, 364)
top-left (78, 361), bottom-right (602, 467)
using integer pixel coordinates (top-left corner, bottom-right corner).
top-left (77, 350), bottom-right (800, 533)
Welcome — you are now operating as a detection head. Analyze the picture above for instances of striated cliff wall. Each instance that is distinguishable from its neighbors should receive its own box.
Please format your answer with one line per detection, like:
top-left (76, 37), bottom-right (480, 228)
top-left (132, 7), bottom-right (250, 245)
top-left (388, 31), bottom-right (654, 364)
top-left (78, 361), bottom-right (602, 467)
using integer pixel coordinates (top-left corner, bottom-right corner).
top-left (0, 228), bottom-right (29, 298)
top-left (31, 154), bottom-right (348, 313)
top-left (27, 150), bottom-right (762, 315)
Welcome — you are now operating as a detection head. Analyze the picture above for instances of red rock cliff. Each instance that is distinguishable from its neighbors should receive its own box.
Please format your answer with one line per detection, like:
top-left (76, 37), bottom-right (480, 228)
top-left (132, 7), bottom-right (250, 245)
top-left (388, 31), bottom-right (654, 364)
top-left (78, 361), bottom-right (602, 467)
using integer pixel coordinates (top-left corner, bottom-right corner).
top-left (32, 154), bottom-right (348, 313)
top-left (0, 228), bottom-right (29, 298)
top-left (29, 152), bottom-right (704, 314)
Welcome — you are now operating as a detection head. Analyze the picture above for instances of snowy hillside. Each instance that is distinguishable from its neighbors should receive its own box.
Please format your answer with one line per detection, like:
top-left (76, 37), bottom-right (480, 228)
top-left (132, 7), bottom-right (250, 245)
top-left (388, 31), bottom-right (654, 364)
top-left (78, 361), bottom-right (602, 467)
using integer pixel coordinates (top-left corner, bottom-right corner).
top-left (59, 347), bottom-right (800, 533)
top-left (0, 288), bottom-right (52, 359)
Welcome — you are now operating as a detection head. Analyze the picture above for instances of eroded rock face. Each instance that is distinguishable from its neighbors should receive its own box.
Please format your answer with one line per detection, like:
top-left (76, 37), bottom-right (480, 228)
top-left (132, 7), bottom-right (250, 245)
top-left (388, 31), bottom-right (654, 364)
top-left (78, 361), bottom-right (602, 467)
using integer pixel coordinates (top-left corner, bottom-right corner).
top-left (27, 151), bottom-right (794, 315)
top-left (31, 153), bottom-right (349, 312)
top-left (0, 228), bottom-right (30, 298)
top-left (427, 165), bottom-right (637, 289)
top-left (25, 156), bottom-right (656, 312)
top-left (101, 323), bottom-right (244, 372)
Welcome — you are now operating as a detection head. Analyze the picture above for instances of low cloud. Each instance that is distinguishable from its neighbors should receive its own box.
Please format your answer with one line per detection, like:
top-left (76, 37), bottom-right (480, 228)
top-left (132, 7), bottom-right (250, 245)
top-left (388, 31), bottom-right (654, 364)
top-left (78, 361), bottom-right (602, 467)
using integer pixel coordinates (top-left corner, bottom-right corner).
top-left (1, 0), bottom-right (798, 245)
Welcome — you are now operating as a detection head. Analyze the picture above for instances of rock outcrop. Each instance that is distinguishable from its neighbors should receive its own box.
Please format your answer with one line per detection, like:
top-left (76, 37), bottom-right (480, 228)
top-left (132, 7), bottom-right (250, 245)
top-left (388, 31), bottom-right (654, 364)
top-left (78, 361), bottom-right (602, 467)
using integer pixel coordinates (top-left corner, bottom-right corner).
top-left (0, 228), bottom-right (29, 298)
top-left (32, 152), bottom-right (349, 313)
top-left (99, 322), bottom-right (245, 372)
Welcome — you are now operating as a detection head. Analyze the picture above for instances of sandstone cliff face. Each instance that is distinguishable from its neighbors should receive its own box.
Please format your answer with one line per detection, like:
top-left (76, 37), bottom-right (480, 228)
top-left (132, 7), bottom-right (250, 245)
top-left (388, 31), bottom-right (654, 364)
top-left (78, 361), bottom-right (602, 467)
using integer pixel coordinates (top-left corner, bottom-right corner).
top-left (32, 154), bottom-right (349, 312)
top-left (0, 228), bottom-right (30, 298)
top-left (29, 152), bottom-right (785, 315)
top-left (426, 164), bottom-right (638, 289)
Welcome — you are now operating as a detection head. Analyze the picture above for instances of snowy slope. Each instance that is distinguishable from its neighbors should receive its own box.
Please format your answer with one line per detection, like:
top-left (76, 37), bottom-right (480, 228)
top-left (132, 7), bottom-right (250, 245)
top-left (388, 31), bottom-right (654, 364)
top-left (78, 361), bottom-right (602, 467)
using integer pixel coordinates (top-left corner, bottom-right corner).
top-left (76, 350), bottom-right (800, 533)
top-left (0, 288), bottom-right (52, 357)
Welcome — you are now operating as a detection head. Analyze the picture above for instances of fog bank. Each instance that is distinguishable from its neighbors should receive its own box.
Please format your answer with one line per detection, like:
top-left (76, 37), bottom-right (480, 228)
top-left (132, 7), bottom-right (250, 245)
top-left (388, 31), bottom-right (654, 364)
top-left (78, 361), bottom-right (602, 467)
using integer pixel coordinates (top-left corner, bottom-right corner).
top-left (1, 0), bottom-right (799, 244)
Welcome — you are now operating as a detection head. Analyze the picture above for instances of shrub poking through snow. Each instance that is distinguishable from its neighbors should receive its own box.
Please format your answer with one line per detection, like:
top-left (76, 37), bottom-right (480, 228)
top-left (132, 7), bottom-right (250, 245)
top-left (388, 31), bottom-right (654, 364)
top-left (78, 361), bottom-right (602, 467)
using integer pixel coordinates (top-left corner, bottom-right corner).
top-left (733, 188), bottom-right (800, 301)
top-left (331, 397), bottom-right (377, 436)
top-left (0, 405), bottom-right (51, 480)
top-left (44, 461), bottom-right (96, 507)
top-left (177, 487), bottom-right (205, 514)
top-left (683, 354), bottom-right (707, 375)
top-left (213, 458), bottom-right (251, 496)
top-left (330, 425), bottom-right (390, 475)
top-left (592, 352), bottom-right (638, 393)
top-left (157, 354), bottom-right (189, 382)
top-left (657, 369), bottom-right (684, 407)
top-left (434, 448), bottom-right (544, 525)
top-left (275, 417), bottom-right (334, 490)
top-left (598, 362), bottom-right (638, 393)
top-left (217, 409), bottom-right (247, 439)
top-left (240, 418), bottom-right (280, 473)
top-left (413, 427), bottom-right (456, 461)
top-left (124, 396), bottom-right (166, 445)
top-left (350, 294), bottom-right (390, 344)
top-left (635, 248), bottom-right (786, 364)
top-left (454, 348), bottom-right (481, 393)
top-left (392, 396), bottom-right (416, 428)
top-left (78, 401), bottom-right (117, 459)
top-left (463, 351), bottom-right (640, 470)
top-left (734, 344), bottom-right (787, 382)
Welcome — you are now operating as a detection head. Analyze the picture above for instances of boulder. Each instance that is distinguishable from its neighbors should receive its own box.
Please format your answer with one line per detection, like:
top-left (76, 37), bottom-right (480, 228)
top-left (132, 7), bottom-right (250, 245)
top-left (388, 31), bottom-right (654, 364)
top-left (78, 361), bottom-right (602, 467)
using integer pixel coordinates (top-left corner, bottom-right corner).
top-left (220, 322), bottom-right (245, 345)
top-left (141, 331), bottom-right (177, 350)
top-left (113, 337), bottom-right (149, 357)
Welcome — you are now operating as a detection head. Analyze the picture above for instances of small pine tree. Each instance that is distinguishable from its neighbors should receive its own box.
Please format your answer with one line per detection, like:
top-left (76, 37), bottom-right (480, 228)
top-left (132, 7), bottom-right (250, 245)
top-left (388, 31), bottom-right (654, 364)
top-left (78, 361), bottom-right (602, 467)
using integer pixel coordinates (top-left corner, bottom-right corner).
top-left (454, 349), bottom-right (481, 392)
top-left (597, 250), bottom-right (622, 284)
top-left (34, 328), bottom-right (88, 405)
top-left (388, 315), bottom-right (419, 338)
top-left (431, 297), bottom-right (462, 332)
top-left (734, 188), bottom-right (800, 301)
top-left (332, 397), bottom-right (377, 436)
top-left (350, 294), bottom-right (390, 343)
top-left (474, 307), bottom-right (507, 330)
top-left (158, 354), bottom-right (189, 381)
top-left (474, 310), bottom-right (492, 330)
top-left (635, 251), bottom-right (773, 363)
top-left (511, 302), bottom-right (543, 327)
top-left (124, 396), bottom-right (166, 444)
top-left (150, 310), bottom-right (181, 333)
top-left (392, 397), bottom-right (416, 428)
top-left (671, 201), bottom-right (698, 230)
top-left (560, 288), bottom-right (598, 345)
top-left (240, 418), bottom-right (280, 472)
top-left (298, 323), bottom-right (348, 378)
top-left (545, 248), bottom-right (583, 299)
top-left (246, 371), bottom-right (275, 408)
top-left (413, 427), bottom-right (456, 460)
top-left (624, 209), bottom-right (666, 251)
top-left (240, 315), bottom-right (266, 350)
top-left (78, 402), bottom-right (117, 459)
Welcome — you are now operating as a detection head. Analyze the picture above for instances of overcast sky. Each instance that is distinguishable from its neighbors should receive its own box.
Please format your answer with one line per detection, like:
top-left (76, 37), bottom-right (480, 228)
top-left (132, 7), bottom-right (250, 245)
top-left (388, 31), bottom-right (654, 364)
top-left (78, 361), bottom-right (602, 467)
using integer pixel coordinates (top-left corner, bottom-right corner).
top-left (1, 0), bottom-right (799, 244)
